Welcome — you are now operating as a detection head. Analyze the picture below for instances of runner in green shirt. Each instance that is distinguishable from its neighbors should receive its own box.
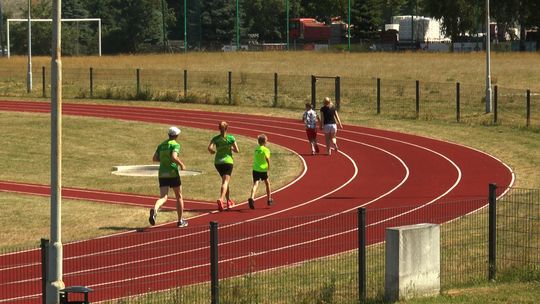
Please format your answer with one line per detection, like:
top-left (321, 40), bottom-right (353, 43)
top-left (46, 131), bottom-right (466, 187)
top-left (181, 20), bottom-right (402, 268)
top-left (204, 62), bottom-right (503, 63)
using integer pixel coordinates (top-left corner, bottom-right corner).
top-left (149, 126), bottom-right (188, 228)
top-left (248, 134), bottom-right (273, 209)
top-left (208, 121), bottom-right (239, 211)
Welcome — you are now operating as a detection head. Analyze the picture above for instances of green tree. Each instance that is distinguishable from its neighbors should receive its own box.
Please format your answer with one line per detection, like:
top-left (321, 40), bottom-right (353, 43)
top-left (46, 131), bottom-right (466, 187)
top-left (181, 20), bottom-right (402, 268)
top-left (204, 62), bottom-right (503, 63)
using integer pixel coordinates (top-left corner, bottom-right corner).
top-left (351, 0), bottom-right (384, 40)
top-left (243, 0), bottom-right (286, 42)
top-left (422, 0), bottom-right (483, 41)
top-left (103, 0), bottom-right (164, 53)
top-left (10, 0), bottom-right (52, 56)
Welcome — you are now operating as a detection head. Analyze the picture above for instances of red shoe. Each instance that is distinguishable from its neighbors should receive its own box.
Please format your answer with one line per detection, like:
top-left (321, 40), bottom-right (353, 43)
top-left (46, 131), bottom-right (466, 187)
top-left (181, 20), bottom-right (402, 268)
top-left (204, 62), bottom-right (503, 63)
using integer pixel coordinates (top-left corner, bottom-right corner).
top-left (216, 199), bottom-right (225, 211)
top-left (226, 199), bottom-right (235, 209)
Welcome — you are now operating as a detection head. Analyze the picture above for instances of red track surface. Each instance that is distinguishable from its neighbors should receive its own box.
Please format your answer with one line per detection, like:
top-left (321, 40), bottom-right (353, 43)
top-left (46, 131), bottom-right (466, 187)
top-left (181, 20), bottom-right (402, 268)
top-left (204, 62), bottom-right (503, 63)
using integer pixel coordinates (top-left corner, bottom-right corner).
top-left (0, 101), bottom-right (514, 303)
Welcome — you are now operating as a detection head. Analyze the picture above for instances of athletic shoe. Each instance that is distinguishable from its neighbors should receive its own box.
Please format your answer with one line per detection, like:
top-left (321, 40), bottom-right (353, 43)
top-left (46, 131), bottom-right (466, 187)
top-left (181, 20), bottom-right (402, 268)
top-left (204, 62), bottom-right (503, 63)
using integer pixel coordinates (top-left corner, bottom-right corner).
top-left (334, 144), bottom-right (339, 152)
top-left (226, 199), bottom-right (235, 209)
top-left (149, 209), bottom-right (156, 226)
top-left (216, 199), bottom-right (225, 211)
top-left (267, 198), bottom-right (274, 206)
top-left (177, 219), bottom-right (188, 228)
top-left (315, 145), bottom-right (320, 153)
top-left (248, 198), bottom-right (255, 209)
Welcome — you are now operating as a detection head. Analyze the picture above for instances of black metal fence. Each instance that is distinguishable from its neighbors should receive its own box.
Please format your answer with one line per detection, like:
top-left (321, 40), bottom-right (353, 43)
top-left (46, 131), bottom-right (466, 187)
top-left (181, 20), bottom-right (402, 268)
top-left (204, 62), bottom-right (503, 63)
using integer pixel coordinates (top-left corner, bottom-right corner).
top-left (0, 66), bottom-right (538, 129)
top-left (1, 185), bottom-right (538, 303)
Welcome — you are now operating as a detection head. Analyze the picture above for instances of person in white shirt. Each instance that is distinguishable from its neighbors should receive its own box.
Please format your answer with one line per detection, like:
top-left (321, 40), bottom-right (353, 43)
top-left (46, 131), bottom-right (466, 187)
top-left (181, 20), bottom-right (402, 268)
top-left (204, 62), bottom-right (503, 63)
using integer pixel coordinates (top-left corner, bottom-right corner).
top-left (302, 103), bottom-right (320, 155)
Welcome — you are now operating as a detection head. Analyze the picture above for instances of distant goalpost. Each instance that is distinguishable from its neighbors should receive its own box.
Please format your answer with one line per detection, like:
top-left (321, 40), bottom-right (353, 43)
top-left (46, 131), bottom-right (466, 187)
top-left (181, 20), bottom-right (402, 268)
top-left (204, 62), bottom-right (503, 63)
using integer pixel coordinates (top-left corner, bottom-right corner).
top-left (6, 18), bottom-right (102, 57)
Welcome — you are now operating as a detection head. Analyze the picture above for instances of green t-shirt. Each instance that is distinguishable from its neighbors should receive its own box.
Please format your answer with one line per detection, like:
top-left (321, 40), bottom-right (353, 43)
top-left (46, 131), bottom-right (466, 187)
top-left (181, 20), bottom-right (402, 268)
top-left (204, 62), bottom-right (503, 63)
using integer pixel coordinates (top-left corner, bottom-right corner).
top-left (253, 145), bottom-right (270, 172)
top-left (156, 139), bottom-right (180, 178)
top-left (211, 134), bottom-right (236, 164)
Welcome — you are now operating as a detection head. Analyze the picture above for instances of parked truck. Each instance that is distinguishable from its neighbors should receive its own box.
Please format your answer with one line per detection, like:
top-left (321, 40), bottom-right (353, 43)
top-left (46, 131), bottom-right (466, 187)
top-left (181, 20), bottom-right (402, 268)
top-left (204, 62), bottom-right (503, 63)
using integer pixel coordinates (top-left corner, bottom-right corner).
top-left (289, 18), bottom-right (332, 43)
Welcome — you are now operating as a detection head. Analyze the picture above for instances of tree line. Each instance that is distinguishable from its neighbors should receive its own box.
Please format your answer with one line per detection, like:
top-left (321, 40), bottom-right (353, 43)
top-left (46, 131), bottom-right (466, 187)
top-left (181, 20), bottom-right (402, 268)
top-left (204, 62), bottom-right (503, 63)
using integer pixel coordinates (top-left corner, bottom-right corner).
top-left (2, 0), bottom-right (539, 54)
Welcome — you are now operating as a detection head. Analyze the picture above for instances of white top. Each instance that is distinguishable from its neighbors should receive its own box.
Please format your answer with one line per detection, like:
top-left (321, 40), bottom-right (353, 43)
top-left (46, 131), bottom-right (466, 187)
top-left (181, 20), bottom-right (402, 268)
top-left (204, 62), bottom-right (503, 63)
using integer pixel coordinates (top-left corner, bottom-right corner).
top-left (303, 109), bottom-right (318, 129)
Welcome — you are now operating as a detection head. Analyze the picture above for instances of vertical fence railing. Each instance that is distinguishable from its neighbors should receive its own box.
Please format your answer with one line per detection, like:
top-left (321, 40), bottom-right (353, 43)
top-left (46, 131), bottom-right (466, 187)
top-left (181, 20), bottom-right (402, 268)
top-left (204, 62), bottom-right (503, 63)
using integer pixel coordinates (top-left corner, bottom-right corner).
top-left (376, 78), bottom-right (381, 114)
top-left (228, 71), bottom-right (232, 104)
top-left (89, 67), bottom-right (94, 98)
top-left (274, 73), bottom-right (278, 107)
top-left (184, 69), bottom-right (188, 99)
top-left (210, 221), bottom-right (219, 304)
top-left (358, 208), bottom-right (366, 303)
top-left (415, 80), bottom-right (420, 118)
top-left (41, 238), bottom-right (49, 304)
top-left (494, 85), bottom-right (498, 124)
top-left (526, 90), bottom-right (531, 127)
top-left (489, 183), bottom-right (497, 281)
top-left (136, 68), bottom-right (141, 96)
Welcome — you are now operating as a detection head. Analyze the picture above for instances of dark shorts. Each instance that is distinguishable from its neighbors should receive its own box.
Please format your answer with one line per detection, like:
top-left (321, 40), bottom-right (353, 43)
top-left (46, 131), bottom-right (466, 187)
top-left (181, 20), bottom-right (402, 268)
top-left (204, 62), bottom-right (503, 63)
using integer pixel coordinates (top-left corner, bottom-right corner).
top-left (215, 163), bottom-right (234, 177)
top-left (159, 176), bottom-right (181, 188)
top-left (252, 170), bottom-right (268, 182)
top-left (306, 128), bottom-right (317, 141)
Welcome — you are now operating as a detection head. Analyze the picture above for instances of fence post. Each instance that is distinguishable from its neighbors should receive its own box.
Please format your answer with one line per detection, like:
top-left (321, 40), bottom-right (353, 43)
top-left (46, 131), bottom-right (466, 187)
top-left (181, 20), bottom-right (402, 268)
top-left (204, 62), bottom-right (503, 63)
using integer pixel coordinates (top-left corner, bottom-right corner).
top-left (335, 76), bottom-right (341, 111)
top-left (415, 80), bottom-right (420, 118)
top-left (228, 71), bottom-right (232, 105)
top-left (89, 67), bottom-right (94, 98)
top-left (41, 238), bottom-right (49, 304)
top-left (456, 82), bottom-right (460, 122)
top-left (42, 66), bottom-right (46, 98)
top-left (184, 69), bottom-right (188, 99)
top-left (210, 221), bottom-right (219, 304)
top-left (136, 68), bottom-right (141, 96)
top-left (358, 208), bottom-right (366, 303)
top-left (377, 78), bottom-right (381, 114)
top-left (274, 72), bottom-right (278, 107)
top-left (526, 89), bottom-right (531, 127)
top-left (494, 85), bottom-right (498, 124)
top-left (488, 183), bottom-right (497, 281)
top-left (311, 75), bottom-right (316, 109)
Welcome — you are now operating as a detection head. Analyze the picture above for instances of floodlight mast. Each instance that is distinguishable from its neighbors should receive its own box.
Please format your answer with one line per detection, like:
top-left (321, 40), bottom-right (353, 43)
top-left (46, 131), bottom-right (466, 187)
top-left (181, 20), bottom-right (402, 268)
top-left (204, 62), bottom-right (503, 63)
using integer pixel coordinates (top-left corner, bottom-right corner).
top-left (47, 0), bottom-right (64, 303)
top-left (485, 0), bottom-right (492, 113)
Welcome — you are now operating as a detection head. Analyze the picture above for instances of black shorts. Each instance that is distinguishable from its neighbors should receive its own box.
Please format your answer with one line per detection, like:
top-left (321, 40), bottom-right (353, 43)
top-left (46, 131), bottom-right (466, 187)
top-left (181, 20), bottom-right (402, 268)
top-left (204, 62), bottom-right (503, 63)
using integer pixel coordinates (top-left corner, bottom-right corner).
top-left (252, 170), bottom-right (268, 182)
top-left (159, 176), bottom-right (181, 188)
top-left (215, 163), bottom-right (234, 177)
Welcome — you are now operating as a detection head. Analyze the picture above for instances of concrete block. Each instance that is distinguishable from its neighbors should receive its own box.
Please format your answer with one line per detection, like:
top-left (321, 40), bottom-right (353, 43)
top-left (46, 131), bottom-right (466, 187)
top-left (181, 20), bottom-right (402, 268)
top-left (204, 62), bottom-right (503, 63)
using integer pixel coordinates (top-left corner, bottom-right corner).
top-left (385, 223), bottom-right (440, 302)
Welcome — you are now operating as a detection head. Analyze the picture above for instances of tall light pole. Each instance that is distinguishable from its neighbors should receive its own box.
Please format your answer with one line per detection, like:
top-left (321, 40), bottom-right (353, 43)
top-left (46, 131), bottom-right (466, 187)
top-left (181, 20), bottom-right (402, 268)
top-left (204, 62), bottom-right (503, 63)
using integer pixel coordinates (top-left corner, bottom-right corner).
top-left (184, 0), bottom-right (187, 52)
top-left (27, 0), bottom-right (32, 93)
top-left (235, 0), bottom-right (239, 49)
top-left (47, 0), bottom-right (64, 302)
top-left (286, 0), bottom-right (289, 50)
top-left (485, 0), bottom-right (492, 113)
top-left (348, 0), bottom-right (351, 51)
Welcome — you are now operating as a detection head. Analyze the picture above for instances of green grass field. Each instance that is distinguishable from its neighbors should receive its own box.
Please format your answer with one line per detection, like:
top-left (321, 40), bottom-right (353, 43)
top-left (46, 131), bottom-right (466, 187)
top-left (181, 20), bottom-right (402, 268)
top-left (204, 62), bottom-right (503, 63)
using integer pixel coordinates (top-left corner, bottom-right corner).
top-left (1, 52), bottom-right (539, 303)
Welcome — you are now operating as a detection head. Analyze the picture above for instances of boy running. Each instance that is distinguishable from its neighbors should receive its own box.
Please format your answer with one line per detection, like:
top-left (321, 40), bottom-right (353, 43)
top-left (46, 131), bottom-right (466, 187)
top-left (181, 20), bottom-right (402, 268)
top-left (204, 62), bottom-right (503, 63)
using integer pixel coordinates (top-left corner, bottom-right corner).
top-left (248, 134), bottom-right (272, 209)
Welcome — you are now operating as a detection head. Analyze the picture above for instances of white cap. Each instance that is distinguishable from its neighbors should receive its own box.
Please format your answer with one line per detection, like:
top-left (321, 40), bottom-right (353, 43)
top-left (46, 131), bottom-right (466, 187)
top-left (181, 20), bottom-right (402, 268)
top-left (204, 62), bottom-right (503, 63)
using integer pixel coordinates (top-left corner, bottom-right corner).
top-left (168, 126), bottom-right (181, 136)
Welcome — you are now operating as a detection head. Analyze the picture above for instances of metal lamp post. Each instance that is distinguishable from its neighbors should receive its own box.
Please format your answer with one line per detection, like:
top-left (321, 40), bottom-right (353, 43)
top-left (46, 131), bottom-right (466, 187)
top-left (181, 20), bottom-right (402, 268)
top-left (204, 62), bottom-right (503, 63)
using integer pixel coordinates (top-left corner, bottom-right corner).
top-left (286, 0), bottom-right (289, 50)
top-left (485, 0), bottom-right (492, 113)
top-left (47, 0), bottom-right (64, 302)
top-left (184, 0), bottom-right (187, 52)
top-left (235, 0), bottom-right (239, 50)
top-left (27, 0), bottom-right (32, 93)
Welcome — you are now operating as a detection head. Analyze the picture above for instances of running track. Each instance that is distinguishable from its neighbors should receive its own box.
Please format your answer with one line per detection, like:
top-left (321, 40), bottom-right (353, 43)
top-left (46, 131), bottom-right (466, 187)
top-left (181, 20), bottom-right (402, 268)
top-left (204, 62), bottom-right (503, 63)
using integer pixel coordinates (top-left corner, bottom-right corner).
top-left (0, 101), bottom-right (514, 303)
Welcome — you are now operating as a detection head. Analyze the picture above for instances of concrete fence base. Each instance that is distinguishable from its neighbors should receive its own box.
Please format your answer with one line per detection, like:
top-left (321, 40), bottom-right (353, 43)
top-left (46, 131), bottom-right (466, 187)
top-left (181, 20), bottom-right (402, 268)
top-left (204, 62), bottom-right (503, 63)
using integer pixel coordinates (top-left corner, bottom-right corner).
top-left (385, 223), bottom-right (440, 302)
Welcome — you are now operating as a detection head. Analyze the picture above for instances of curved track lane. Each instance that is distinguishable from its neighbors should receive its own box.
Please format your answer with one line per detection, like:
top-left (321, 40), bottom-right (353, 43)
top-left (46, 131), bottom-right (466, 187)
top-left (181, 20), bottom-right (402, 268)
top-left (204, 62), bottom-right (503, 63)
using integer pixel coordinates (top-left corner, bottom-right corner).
top-left (0, 101), bottom-right (514, 303)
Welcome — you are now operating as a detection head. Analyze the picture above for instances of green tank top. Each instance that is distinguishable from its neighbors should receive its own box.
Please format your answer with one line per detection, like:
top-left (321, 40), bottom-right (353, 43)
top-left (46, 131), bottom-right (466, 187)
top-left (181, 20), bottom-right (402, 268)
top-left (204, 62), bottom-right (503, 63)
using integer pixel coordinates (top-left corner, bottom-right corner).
top-left (211, 134), bottom-right (236, 164)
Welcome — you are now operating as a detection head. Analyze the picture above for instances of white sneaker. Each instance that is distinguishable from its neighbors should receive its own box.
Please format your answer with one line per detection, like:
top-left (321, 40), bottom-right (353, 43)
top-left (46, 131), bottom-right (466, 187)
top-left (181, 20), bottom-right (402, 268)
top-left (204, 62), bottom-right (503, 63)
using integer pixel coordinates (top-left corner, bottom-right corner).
top-left (177, 219), bottom-right (188, 227)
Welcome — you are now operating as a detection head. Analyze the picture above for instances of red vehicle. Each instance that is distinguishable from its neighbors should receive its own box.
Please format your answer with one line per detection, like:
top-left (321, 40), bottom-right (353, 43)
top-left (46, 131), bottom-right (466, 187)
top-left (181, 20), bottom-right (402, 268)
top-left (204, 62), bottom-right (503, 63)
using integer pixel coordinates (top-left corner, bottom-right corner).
top-left (289, 18), bottom-right (331, 42)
